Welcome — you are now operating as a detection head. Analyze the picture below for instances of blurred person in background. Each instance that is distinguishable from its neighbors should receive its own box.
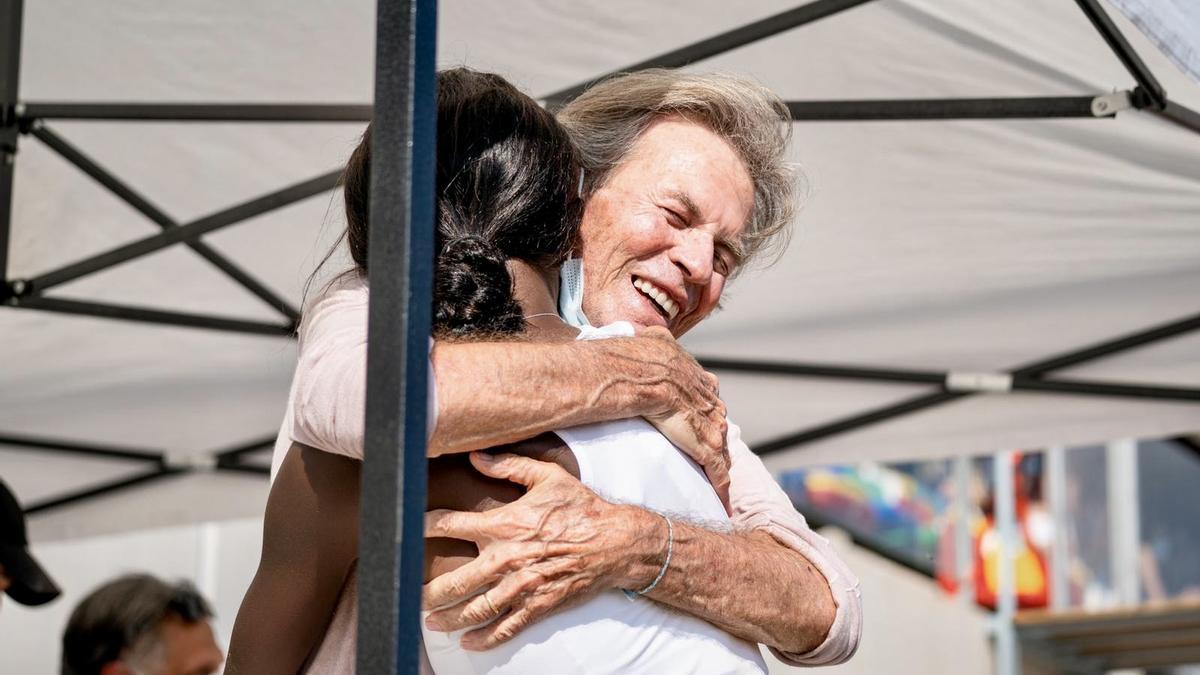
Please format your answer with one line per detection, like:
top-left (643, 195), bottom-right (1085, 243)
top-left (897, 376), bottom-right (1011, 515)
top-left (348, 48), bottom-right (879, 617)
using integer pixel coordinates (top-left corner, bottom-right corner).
top-left (0, 478), bottom-right (61, 609)
top-left (61, 573), bottom-right (223, 675)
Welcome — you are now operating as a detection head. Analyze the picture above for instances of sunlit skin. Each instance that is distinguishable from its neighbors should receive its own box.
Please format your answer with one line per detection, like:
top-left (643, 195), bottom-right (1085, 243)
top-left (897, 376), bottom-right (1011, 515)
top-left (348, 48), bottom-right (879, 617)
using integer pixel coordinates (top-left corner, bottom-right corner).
top-left (577, 116), bottom-right (754, 337)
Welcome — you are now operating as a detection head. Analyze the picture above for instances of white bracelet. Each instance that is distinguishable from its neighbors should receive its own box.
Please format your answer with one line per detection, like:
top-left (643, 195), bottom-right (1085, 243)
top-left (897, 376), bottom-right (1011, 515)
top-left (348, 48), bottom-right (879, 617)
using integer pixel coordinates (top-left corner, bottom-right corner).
top-left (624, 514), bottom-right (673, 600)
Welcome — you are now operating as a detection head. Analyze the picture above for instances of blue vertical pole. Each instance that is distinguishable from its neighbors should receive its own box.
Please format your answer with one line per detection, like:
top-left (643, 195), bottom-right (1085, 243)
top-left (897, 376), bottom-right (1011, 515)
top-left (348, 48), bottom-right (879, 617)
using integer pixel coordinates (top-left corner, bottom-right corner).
top-left (357, 0), bottom-right (437, 673)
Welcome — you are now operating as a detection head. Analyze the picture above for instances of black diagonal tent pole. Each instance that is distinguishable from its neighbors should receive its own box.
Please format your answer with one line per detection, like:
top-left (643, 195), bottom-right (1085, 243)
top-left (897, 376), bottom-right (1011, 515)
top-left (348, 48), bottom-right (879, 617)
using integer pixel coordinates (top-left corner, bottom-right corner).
top-left (24, 125), bottom-right (301, 321)
top-left (23, 466), bottom-right (188, 515)
top-left (22, 168), bottom-right (341, 294)
top-left (1074, 0), bottom-right (1166, 108)
top-left (0, 432), bottom-right (165, 463)
top-left (1, 429), bottom-right (278, 515)
top-left (356, 0), bottom-right (437, 672)
top-left (544, 0), bottom-right (878, 106)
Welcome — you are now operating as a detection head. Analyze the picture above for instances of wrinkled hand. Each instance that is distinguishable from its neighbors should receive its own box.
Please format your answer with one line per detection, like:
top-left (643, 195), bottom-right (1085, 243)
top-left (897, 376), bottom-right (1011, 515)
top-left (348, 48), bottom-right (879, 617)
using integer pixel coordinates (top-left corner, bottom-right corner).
top-left (423, 452), bottom-right (647, 650)
top-left (635, 327), bottom-right (730, 510)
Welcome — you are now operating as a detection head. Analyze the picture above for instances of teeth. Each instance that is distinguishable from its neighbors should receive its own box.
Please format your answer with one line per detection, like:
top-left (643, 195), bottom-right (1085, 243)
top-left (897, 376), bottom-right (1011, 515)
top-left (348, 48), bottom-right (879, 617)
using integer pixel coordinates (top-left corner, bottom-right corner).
top-left (634, 278), bottom-right (679, 320)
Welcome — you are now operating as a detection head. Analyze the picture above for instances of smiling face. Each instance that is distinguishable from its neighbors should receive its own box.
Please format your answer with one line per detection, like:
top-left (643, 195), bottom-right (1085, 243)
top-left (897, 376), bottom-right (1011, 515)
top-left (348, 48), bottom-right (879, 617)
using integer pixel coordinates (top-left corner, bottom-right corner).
top-left (577, 117), bottom-right (754, 336)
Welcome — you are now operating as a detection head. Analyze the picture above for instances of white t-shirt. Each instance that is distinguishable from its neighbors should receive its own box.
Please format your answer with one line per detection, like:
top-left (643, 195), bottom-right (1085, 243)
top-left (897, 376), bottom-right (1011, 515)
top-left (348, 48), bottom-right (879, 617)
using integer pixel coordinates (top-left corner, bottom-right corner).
top-left (421, 322), bottom-right (767, 675)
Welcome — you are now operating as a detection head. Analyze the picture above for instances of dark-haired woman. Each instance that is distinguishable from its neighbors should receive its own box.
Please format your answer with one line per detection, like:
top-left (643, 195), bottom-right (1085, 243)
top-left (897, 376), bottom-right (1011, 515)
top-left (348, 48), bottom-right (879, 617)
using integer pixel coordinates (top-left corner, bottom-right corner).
top-left (227, 69), bottom-right (759, 674)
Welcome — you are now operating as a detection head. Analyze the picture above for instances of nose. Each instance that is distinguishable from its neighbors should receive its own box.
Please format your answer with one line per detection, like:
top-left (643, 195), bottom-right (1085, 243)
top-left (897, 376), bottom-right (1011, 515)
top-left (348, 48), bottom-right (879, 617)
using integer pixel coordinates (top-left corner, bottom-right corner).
top-left (670, 229), bottom-right (715, 285)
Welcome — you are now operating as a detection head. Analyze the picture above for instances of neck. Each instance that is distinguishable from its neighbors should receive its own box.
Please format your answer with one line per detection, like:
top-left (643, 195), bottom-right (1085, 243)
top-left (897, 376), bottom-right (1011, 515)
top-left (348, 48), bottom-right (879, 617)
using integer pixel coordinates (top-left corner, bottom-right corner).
top-left (506, 259), bottom-right (574, 339)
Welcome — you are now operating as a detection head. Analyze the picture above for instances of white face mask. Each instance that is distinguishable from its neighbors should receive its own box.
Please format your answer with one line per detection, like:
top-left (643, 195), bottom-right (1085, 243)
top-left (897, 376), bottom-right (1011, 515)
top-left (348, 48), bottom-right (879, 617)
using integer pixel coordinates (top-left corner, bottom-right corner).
top-left (557, 257), bottom-right (590, 328)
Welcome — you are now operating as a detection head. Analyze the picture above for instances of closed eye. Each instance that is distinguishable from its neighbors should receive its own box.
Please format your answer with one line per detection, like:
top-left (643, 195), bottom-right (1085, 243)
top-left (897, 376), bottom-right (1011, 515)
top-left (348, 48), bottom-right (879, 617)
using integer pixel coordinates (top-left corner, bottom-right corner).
top-left (714, 249), bottom-right (732, 276)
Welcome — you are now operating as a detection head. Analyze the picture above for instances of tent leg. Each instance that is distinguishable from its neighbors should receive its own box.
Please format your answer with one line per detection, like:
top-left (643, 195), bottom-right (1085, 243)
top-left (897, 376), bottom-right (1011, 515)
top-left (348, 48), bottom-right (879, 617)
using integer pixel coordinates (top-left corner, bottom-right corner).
top-left (356, 0), bottom-right (438, 673)
top-left (1046, 446), bottom-right (1070, 610)
top-left (1106, 439), bottom-right (1141, 606)
top-left (953, 456), bottom-right (974, 604)
top-left (0, 0), bottom-right (23, 296)
top-left (993, 450), bottom-right (1021, 675)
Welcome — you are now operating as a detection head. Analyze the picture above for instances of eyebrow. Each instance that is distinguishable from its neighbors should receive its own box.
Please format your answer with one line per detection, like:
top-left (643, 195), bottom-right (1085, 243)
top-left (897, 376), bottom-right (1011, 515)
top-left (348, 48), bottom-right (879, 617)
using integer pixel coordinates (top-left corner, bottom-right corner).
top-left (665, 189), bottom-right (747, 266)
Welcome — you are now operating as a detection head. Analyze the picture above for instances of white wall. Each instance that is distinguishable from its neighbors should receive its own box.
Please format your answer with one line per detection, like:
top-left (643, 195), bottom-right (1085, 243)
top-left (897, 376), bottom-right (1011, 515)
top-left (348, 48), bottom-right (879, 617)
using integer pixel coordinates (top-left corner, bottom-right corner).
top-left (765, 529), bottom-right (992, 675)
top-left (0, 517), bottom-right (263, 674)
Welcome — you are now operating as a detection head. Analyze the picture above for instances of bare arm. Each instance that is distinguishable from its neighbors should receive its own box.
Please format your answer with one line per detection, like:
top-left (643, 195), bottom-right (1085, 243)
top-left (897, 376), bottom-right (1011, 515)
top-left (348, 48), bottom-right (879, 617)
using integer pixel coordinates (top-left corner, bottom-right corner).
top-left (619, 509), bottom-right (836, 654)
top-left (429, 331), bottom-right (724, 463)
top-left (225, 443), bottom-right (360, 675)
top-left (289, 285), bottom-right (729, 492)
top-left (722, 421), bottom-right (862, 665)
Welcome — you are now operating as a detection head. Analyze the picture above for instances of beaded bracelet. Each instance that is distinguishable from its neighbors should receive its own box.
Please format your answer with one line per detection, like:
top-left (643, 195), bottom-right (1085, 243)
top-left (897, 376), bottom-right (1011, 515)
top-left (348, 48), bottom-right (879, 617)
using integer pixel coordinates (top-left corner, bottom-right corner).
top-left (623, 513), bottom-right (674, 600)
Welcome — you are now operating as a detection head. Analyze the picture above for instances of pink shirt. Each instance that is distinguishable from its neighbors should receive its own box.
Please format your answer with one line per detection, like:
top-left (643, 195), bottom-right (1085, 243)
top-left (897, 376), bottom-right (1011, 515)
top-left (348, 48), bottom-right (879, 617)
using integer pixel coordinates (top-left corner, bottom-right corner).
top-left (279, 274), bottom-right (862, 670)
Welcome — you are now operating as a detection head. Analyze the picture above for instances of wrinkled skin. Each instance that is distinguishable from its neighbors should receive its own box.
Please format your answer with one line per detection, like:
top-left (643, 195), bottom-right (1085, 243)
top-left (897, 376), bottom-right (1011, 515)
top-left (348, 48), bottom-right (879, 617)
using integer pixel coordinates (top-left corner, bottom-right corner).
top-left (423, 453), bottom-right (657, 650)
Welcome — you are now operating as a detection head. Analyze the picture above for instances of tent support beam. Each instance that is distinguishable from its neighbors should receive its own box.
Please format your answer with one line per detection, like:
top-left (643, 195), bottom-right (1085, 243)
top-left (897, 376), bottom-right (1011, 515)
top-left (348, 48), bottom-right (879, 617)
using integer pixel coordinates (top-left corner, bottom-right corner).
top-left (1013, 312), bottom-right (1200, 375)
top-left (212, 435), bottom-right (276, 463)
top-left (21, 165), bottom-right (341, 295)
top-left (1156, 100), bottom-right (1200, 135)
top-left (700, 358), bottom-right (1200, 402)
top-left (7, 295), bottom-right (294, 336)
top-left (0, 0), bottom-right (22, 298)
top-left (213, 435), bottom-right (276, 474)
top-left (544, 0), bottom-right (879, 105)
top-left (754, 390), bottom-right (967, 454)
top-left (787, 95), bottom-right (1100, 121)
top-left (22, 125), bottom-right (301, 321)
top-left (1074, 0), bottom-right (1166, 108)
top-left (356, 0), bottom-right (437, 671)
top-left (1, 433), bottom-right (276, 515)
top-left (18, 102), bottom-right (372, 123)
top-left (752, 310), bottom-right (1200, 455)
top-left (0, 432), bottom-right (165, 463)
top-left (23, 465), bottom-right (187, 515)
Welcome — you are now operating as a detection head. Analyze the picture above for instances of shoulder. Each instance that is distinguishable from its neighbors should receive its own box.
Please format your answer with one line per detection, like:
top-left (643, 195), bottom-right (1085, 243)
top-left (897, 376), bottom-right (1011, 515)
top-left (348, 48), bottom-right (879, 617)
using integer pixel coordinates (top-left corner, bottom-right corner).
top-left (298, 272), bottom-right (369, 344)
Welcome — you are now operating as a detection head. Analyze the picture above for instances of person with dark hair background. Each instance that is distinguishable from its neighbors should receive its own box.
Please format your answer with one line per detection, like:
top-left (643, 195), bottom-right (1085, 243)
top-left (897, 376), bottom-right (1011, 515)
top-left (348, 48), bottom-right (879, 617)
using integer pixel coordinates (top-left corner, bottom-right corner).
top-left (62, 573), bottom-right (223, 675)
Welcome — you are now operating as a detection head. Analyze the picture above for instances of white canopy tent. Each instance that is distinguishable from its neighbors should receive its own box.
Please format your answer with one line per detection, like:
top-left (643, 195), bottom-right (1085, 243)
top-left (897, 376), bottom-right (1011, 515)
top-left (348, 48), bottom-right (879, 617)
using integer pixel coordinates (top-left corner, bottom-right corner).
top-left (0, 0), bottom-right (1197, 547)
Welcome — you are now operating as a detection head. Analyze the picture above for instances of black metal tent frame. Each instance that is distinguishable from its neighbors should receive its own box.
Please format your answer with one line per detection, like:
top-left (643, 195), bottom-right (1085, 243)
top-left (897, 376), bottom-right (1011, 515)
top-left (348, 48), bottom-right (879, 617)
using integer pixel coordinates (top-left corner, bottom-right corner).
top-left (0, 0), bottom-right (1197, 529)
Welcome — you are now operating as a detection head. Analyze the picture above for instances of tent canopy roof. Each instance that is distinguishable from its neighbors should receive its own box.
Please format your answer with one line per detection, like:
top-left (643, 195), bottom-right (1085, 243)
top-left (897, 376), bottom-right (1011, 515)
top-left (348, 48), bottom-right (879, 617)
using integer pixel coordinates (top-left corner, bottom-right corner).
top-left (2, 0), bottom-right (1197, 540)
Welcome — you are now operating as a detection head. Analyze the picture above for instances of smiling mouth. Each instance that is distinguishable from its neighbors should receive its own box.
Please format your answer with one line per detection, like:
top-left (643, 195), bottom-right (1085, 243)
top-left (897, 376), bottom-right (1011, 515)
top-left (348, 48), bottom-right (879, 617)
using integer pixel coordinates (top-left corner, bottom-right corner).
top-left (632, 276), bottom-right (680, 320)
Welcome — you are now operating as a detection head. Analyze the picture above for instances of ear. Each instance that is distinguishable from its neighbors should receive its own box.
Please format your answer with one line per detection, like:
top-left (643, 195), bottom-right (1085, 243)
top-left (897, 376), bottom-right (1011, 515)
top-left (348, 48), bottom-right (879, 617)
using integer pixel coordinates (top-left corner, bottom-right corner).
top-left (100, 661), bottom-right (134, 675)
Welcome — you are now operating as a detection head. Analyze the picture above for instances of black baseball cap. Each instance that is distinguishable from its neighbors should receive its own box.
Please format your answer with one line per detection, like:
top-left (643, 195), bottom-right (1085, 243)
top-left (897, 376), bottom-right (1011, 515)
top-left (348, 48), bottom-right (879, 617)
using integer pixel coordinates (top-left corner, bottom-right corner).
top-left (0, 479), bottom-right (61, 606)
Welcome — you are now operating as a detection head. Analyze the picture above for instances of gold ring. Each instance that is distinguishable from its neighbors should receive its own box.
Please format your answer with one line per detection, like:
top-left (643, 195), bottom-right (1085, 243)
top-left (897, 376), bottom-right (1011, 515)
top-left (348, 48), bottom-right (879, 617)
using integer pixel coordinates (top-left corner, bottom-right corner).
top-left (483, 592), bottom-right (498, 616)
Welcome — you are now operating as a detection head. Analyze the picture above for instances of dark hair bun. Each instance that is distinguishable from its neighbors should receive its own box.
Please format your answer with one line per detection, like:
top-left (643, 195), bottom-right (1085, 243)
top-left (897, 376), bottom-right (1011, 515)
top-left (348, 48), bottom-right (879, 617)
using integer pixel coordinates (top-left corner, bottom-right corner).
top-left (434, 236), bottom-right (524, 338)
